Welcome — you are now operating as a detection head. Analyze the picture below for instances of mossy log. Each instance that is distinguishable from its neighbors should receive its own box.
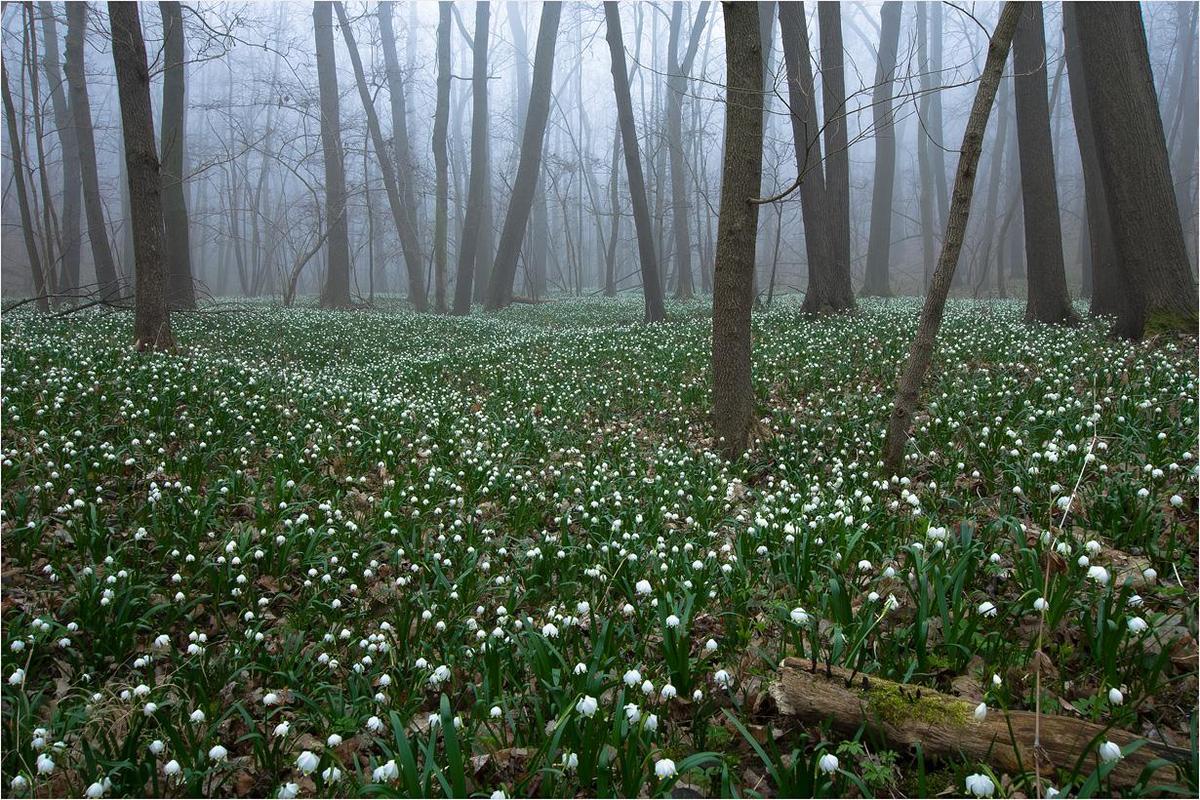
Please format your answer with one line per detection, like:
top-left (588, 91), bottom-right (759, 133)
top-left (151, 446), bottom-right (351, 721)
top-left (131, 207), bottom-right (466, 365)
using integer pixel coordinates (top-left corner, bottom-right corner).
top-left (770, 658), bottom-right (1188, 790)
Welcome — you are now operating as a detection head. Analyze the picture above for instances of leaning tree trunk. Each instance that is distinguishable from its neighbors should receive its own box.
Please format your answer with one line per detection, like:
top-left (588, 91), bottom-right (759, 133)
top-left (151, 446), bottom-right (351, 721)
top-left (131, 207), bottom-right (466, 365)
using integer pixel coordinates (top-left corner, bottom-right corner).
top-left (336, 2), bottom-right (428, 311)
top-left (65, 3), bottom-right (120, 300)
top-left (432, 2), bottom-right (451, 312)
top-left (108, 2), bottom-right (175, 350)
top-left (1062, 8), bottom-right (1123, 322)
top-left (159, 1), bottom-right (196, 309)
top-left (604, 1), bottom-right (666, 323)
top-left (486, 1), bottom-right (562, 310)
top-left (817, 2), bottom-right (855, 310)
top-left (1070, 2), bottom-right (1198, 339)
top-left (861, 1), bottom-right (902, 297)
top-left (313, 1), bottom-right (352, 309)
top-left (1013, 2), bottom-right (1075, 325)
top-left (452, 1), bottom-right (491, 315)
top-left (882, 2), bottom-right (1022, 474)
top-left (38, 2), bottom-right (82, 296)
top-left (1, 63), bottom-right (50, 311)
top-left (711, 1), bottom-right (763, 461)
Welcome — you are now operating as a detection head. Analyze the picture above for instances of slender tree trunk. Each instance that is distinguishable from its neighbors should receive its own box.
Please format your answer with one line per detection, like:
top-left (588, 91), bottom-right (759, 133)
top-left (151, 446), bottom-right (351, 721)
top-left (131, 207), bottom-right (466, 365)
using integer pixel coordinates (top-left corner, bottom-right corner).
top-left (882, 3), bottom-right (1022, 474)
top-left (313, 1), bottom-right (351, 308)
top-left (159, 1), bottom-right (196, 309)
top-left (38, 2), bottom-right (82, 295)
top-left (604, 1), bottom-right (666, 322)
top-left (486, 2), bottom-right (562, 309)
top-left (452, 1), bottom-right (491, 315)
top-left (1168, 5), bottom-right (1198, 268)
top-left (24, 5), bottom-right (61, 303)
top-left (336, 2), bottom-right (428, 311)
top-left (605, 122), bottom-right (621, 297)
top-left (929, 1), bottom-right (949, 228)
top-left (861, 1), bottom-right (902, 296)
top-left (1014, 2), bottom-right (1075, 324)
top-left (711, 1), bottom-right (763, 461)
top-left (432, 2), bottom-right (451, 312)
top-left (1070, 2), bottom-right (1198, 338)
top-left (2, 62), bottom-right (50, 310)
top-left (108, 1), bottom-right (174, 349)
top-left (667, 2), bottom-right (709, 301)
top-left (916, 3), bottom-right (936, 287)
top-left (818, 2), bottom-right (854, 307)
top-left (975, 78), bottom-right (1010, 297)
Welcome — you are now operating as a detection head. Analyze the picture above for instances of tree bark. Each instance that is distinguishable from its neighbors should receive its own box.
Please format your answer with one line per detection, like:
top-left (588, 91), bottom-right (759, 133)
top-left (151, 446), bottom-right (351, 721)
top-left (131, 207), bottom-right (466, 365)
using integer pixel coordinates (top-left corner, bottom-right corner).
top-left (816, 2), bottom-right (854, 307)
top-left (928, 1), bottom-right (949, 229)
top-left (486, 2), bottom-right (562, 310)
top-left (882, 2), bottom-right (1021, 474)
top-left (861, 1), bottom-right (902, 297)
top-left (432, 2), bottom-right (451, 312)
top-left (1013, 2), bottom-right (1075, 325)
top-left (2, 62), bottom-right (50, 311)
top-left (108, 2), bottom-right (175, 349)
top-left (336, 2), bottom-right (428, 311)
top-left (604, 1), bottom-right (666, 323)
top-left (313, 1), bottom-right (351, 309)
top-left (159, 1), bottom-right (196, 309)
top-left (38, 2), bottom-right (82, 295)
top-left (452, 1), bottom-right (491, 315)
top-left (711, 1), bottom-right (763, 461)
top-left (1071, 3), bottom-right (1197, 338)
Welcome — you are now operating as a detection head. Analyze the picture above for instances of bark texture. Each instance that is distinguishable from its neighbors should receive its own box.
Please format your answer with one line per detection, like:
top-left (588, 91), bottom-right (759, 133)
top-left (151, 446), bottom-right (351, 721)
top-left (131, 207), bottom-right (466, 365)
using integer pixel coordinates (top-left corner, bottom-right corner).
top-left (313, 2), bottom-right (351, 309)
top-left (861, 1), bottom-right (902, 297)
top-left (38, 2), bottom-right (82, 295)
top-left (817, 2), bottom-right (854, 310)
top-left (159, 1), bottom-right (196, 309)
top-left (453, 1), bottom-right (492, 315)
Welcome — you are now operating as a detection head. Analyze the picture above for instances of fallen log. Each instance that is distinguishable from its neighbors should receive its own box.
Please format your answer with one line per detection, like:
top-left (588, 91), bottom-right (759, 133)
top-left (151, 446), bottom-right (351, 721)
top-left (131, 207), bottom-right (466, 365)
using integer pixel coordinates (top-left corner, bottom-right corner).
top-left (770, 658), bottom-right (1188, 790)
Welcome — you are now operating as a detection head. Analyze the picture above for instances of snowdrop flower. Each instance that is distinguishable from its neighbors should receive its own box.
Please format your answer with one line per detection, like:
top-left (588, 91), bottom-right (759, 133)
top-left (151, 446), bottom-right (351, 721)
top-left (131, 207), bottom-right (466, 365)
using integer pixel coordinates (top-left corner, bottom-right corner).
top-left (790, 607), bottom-right (809, 625)
top-left (366, 715), bottom-right (385, 733)
top-left (624, 703), bottom-right (641, 724)
top-left (208, 745), bottom-right (228, 762)
top-left (1087, 566), bottom-right (1110, 586)
top-left (296, 750), bottom-right (319, 773)
top-left (327, 733), bottom-right (343, 747)
top-left (85, 781), bottom-right (106, 798)
top-left (654, 758), bottom-right (677, 779)
top-left (322, 766), bottom-right (342, 784)
top-left (272, 720), bottom-right (290, 738)
top-left (645, 713), bottom-right (659, 732)
top-left (705, 638), bottom-right (718, 652)
top-left (623, 669), bottom-right (642, 686)
top-left (974, 702), bottom-right (988, 721)
top-left (1142, 567), bottom-right (1158, 582)
top-left (277, 783), bottom-right (299, 799)
top-left (490, 706), bottom-right (502, 719)
top-left (1033, 597), bottom-right (1048, 612)
top-left (977, 601), bottom-right (997, 618)
top-left (1127, 616), bottom-right (1148, 633)
top-left (575, 695), bottom-right (598, 718)
top-left (190, 710), bottom-right (206, 724)
top-left (572, 662), bottom-right (587, 675)
top-left (10, 776), bottom-right (28, 793)
top-left (35, 754), bottom-right (54, 775)
top-left (148, 739), bottom-right (165, 755)
top-left (562, 752), bottom-right (579, 771)
top-left (490, 791), bottom-right (506, 800)
top-left (1170, 494), bottom-right (1183, 507)
top-left (992, 673), bottom-right (1002, 687)
top-left (163, 760), bottom-right (181, 777)
top-left (818, 753), bottom-right (839, 774)
top-left (665, 614), bottom-right (680, 629)
top-left (635, 579), bottom-right (652, 595)
top-left (541, 623), bottom-right (559, 638)
top-left (263, 692), bottom-right (280, 706)
top-left (8, 669), bottom-right (25, 686)
top-left (965, 773), bottom-right (995, 797)
top-left (641, 679), bottom-right (654, 695)
top-left (1108, 687), bottom-right (1124, 705)
top-left (714, 669), bottom-right (733, 689)
top-left (660, 683), bottom-right (677, 701)
top-left (857, 559), bottom-right (872, 572)
top-left (372, 759), bottom-right (399, 782)
top-left (1099, 740), bottom-right (1123, 762)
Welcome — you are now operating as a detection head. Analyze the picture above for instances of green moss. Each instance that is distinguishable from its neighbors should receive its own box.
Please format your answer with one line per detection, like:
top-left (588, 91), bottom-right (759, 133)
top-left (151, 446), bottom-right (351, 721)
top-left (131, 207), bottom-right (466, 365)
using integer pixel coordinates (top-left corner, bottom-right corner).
top-left (865, 681), bottom-right (970, 727)
top-left (1143, 310), bottom-right (1198, 338)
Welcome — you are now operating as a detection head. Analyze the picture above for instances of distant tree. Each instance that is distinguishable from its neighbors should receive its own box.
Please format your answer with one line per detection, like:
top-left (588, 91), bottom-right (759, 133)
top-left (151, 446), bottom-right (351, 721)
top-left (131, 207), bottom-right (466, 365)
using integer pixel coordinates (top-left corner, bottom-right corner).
top-left (861, 1), bottom-right (902, 297)
top-left (666, 1), bottom-right (709, 300)
top-left (818, 2), bottom-right (853, 306)
top-left (312, 1), bottom-right (351, 309)
top-left (486, 1), bottom-right (562, 310)
top-left (1, 61), bottom-right (50, 311)
top-left (1013, 2), bottom-right (1074, 324)
top-left (38, 2), bottom-right (82, 296)
top-left (1069, 3), bottom-right (1198, 338)
top-left (108, 2), bottom-right (174, 349)
top-left (711, 0), bottom-right (763, 460)
top-left (453, 1), bottom-right (492, 315)
top-left (159, 1), bottom-right (196, 309)
top-left (604, 1), bottom-right (666, 322)
top-left (432, 2), bottom-right (451, 312)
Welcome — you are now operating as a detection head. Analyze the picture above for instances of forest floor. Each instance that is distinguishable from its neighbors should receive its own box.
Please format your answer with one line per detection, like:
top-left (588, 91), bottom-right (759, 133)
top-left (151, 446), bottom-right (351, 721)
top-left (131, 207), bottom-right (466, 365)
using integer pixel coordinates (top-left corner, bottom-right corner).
top-left (1, 297), bottom-right (1196, 798)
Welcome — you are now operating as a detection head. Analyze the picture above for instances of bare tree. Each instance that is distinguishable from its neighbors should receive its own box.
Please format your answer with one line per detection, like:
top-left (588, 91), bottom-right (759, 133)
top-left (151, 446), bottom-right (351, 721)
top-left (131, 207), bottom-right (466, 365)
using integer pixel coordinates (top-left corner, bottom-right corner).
top-left (861, 1), bottom-right (902, 297)
top-left (432, 2), bottom-right (451, 312)
top-left (159, 1), bottom-right (196, 309)
top-left (2, 61), bottom-right (50, 311)
top-left (108, 2), bottom-right (174, 349)
top-left (37, 2), bottom-right (82, 296)
top-left (313, 1), bottom-right (351, 309)
top-left (818, 2), bottom-right (854, 307)
top-left (452, 1), bottom-right (491, 315)
top-left (666, 1), bottom-right (709, 300)
top-left (711, 1), bottom-right (763, 460)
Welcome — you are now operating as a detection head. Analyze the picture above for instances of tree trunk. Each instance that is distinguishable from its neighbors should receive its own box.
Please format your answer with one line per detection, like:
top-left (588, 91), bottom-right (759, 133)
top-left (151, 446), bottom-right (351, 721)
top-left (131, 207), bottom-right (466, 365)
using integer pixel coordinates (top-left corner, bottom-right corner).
top-left (2, 62), bottom-right (50, 310)
top-left (38, 2), bottom-right (82, 295)
top-left (711, 1), bottom-right (763, 461)
top-left (605, 121), bottom-right (621, 297)
top-left (65, 3), bottom-right (120, 300)
top-left (882, 2), bottom-right (1021, 474)
top-left (159, 1), bottom-right (196, 309)
top-left (928, 1), bottom-right (949, 229)
top-left (336, 2), bottom-right (428, 311)
top-left (916, 3), bottom-right (936, 287)
top-left (604, 1), bottom-right (666, 323)
top-left (974, 78), bottom-right (1010, 298)
top-left (861, 1), bottom-right (902, 297)
top-left (109, 1), bottom-right (175, 349)
top-left (432, 2), bottom-right (451, 312)
top-left (818, 2), bottom-right (854, 308)
top-left (313, 1), bottom-right (351, 309)
top-left (452, 1), bottom-right (491, 315)
top-left (1071, 3), bottom-right (1197, 338)
top-left (667, 2), bottom-right (709, 301)
top-left (486, 1), bottom-right (562, 310)
top-left (1014, 2), bottom-right (1075, 325)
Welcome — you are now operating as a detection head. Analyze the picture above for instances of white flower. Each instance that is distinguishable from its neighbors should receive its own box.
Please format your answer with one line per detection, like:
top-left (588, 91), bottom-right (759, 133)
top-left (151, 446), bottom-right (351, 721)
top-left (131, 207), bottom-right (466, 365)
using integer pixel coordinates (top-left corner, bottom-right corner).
top-left (818, 753), bottom-right (839, 774)
top-left (1099, 740), bottom-right (1123, 762)
top-left (263, 692), bottom-right (280, 706)
top-left (1108, 687), bottom-right (1124, 706)
top-left (714, 669), bottom-right (733, 689)
top-left (8, 669), bottom-right (25, 686)
top-left (327, 733), bottom-right (343, 747)
top-left (790, 607), bottom-right (809, 625)
top-left (366, 715), bottom-right (385, 733)
top-left (974, 702), bottom-right (987, 721)
top-left (208, 745), bottom-right (228, 762)
top-left (562, 752), bottom-right (579, 771)
top-left (575, 695), bottom-right (598, 717)
top-left (654, 758), bottom-right (677, 779)
top-left (636, 580), bottom-right (652, 595)
top-left (623, 703), bottom-right (641, 723)
top-left (965, 773), bottom-right (995, 797)
top-left (541, 623), bottom-right (559, 638)
top-left (665, 614), bottom-right (680, 629)
top-left (645, 713), bottom-right (658, 732)
top-left (190, 709), bottom-right (206, 723)
top-left (163, 760), bottom-right (181, 777)
top-left (321, 766), bottom-right (342, 784)
top-left (36, 754), bottom-right (54, 775)
top-left (148, 740), bottom-right (165, 755)
top-left (660, 684), bottom-right (677, 701)
top-left (277, 783), bottom-right (299, 799)
top-left (857, 560), bottom-right (872, 572)
top-left (85, 781), bottom-right (106, 798)
top-left (573, 662), bottom-right (587, 675)
top-left (272, 721), bottom-right (290, 738)
top-left (705, 638), bottom-right (718, 652)
top-left (372, 759), bottom-right (399, 783)
top-left (1127, 616), bottom-right (1149, 633)
top-left (296, 750), bottom-right (319, 773)
top-left (1033, 597), bottom-right (1048, 612)
top-left (623, 669), bottom-right (642, 686)
top-left (977, 601), bottom-right (997, 617)
top-left (10, 775), bottom-right (28, 793)
top-left (1087, 566), bottom-right (1110, 585)
top-left (490, 791), bottom-right (506, 800)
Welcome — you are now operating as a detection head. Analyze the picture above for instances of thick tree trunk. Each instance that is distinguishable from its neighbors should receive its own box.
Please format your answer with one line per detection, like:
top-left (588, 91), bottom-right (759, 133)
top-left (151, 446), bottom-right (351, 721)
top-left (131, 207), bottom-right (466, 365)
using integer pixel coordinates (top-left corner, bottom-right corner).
top-left (711, 1), bottom-right (763, 461)
top-left (486, 2), bottom-right (562, 310)
top-left (604, 1), bottom-right (666, 323)
top-left (159, 1), bottom-right (196, 309)
top-left (65, 3), bottom-right (120, 300)
top-left (2, 63), bottom-right (50, 310)
top-left (313, 2), bottom-right (351, 309)
top-left (108, 2), bottom-right (175, 350)
top-left (882, 2), bottom-right (1021, 474)
top-left (336, 2), bottom-right (428, 312)
top-left (817, 2), bottom-right (854, 309)
top-left (1071, 3), bottom-right (1198, 338)
top-left (433, 2), bottom-right (451, 312)
top-left (38, 2), bottom-right (82, 295)
top-left (667, 2), bottom-right (709, 301)
top-left (452, 1), bottom-right (491, 315)
top-left (1014, 2), bottom-right (1075, 325)
top-left (861, 1), bottom-right (902, 297)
